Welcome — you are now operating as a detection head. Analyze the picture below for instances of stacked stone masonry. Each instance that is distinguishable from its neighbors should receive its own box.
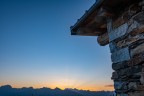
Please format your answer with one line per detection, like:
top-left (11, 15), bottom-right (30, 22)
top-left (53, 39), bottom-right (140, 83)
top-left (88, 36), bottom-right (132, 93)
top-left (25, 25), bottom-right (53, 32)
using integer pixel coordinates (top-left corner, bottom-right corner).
top-left (108, 1), bottom-right (144, 96)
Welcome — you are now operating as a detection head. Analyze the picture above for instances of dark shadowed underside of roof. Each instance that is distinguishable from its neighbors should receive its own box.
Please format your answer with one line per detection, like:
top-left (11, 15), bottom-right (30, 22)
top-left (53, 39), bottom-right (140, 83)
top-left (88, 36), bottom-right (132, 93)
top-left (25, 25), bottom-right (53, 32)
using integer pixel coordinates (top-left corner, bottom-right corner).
top-left (71, 0), bottom-right (141, 36)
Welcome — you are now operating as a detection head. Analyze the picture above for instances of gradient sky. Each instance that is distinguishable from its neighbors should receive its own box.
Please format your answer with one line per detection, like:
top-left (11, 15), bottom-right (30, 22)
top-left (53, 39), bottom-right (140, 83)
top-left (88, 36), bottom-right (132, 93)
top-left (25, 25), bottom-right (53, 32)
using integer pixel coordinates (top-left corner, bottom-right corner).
top-left (0, 0), bottom-right (114, 91)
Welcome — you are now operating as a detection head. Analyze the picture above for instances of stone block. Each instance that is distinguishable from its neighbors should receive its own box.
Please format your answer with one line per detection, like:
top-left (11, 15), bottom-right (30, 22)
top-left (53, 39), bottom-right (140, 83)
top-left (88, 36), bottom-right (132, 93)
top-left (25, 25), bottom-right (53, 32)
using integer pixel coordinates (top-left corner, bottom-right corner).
top-left (109, 23), bottom-right (128, 41)
top-left (111, 47), bottom-right (130, 63)
top-left (131, 43), bottom-right (144, 57)
top-left (114, 81), bottom-right (128, 90)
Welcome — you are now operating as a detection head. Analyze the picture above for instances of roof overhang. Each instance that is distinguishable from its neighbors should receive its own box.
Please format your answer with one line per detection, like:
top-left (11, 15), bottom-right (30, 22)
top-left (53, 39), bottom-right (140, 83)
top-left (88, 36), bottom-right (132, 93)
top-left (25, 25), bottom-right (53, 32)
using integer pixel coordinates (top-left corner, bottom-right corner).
top-left (71, 0), bottom-right (141, 36)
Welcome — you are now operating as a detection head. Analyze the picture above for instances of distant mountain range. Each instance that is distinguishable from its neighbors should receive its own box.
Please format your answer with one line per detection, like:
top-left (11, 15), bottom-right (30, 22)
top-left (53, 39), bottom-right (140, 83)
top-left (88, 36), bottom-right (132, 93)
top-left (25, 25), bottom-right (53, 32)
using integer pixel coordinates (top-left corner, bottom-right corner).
top-left (0, 85), bottom-right (114, 96)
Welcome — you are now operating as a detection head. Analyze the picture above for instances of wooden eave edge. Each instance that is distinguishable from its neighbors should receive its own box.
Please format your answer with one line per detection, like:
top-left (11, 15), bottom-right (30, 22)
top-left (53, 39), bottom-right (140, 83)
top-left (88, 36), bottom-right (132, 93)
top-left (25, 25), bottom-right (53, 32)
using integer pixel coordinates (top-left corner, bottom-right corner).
top-left (70, 0), bottom-right (105, 35)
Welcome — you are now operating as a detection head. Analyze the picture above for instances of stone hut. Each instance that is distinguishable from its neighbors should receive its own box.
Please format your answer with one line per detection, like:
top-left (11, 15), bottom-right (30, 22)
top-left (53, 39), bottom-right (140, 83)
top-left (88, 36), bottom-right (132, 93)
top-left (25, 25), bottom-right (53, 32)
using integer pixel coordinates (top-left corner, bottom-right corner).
top-left (71, 0), bottom-right (144, 95)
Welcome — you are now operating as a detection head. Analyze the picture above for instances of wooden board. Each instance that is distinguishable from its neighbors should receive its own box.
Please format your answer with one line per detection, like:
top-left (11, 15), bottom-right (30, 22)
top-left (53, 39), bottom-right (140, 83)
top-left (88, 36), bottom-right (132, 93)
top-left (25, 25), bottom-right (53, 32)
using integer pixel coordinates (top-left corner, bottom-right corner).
top-left (97, 32), bottom-right (109, 46)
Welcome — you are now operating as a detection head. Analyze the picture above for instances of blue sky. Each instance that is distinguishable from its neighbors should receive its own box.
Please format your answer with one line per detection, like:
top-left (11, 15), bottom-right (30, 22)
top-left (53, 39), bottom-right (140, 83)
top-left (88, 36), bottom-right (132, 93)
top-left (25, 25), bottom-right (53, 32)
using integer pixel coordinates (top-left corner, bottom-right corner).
top-left (0, 0), bottom-right (113, 91)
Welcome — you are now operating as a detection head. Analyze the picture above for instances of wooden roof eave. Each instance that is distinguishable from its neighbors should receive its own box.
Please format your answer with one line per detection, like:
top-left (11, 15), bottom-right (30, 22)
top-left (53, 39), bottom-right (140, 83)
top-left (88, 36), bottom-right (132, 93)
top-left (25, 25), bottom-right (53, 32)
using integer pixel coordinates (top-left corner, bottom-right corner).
top-left (70, 0), bottom-right (141, 36)
top-left (70, 0), bottom-right (105, 36)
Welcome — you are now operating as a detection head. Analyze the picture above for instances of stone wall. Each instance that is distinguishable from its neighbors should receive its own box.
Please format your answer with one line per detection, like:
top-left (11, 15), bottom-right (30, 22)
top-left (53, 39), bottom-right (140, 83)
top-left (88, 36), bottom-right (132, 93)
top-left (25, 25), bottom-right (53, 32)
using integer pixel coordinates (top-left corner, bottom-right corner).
top-left (107, 1), bottom-right (144, 96)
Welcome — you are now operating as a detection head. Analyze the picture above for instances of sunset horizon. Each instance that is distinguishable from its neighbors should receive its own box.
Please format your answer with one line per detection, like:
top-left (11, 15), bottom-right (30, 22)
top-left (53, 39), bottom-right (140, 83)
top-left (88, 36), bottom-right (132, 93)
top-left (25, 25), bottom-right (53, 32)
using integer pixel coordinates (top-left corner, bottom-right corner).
top-left (0, 84), bottom-right (114, 91)
top-left (0, 0), bottom-right (113, 94)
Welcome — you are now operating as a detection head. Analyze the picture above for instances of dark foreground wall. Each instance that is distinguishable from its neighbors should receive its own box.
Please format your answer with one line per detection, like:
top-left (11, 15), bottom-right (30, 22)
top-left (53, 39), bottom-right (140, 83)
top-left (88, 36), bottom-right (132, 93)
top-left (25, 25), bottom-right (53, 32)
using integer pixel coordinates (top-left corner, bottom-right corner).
top-left (106, 1), bottom-right (144, 95)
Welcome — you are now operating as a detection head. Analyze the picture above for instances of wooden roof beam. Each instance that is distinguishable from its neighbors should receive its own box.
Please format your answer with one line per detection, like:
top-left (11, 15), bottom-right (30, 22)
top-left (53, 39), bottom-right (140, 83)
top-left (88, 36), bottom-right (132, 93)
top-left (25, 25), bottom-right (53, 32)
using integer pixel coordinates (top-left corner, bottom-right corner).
top-left (97, 32), bottom-right (109, 46)
top-left (76, 27), bottom-right (107, 36)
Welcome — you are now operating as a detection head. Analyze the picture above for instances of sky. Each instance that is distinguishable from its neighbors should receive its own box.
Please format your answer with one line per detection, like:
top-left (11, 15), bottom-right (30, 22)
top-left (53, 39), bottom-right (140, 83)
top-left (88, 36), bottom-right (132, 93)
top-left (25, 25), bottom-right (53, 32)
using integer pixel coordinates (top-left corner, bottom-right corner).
top-left (0, 0), bottom-right (114, 91)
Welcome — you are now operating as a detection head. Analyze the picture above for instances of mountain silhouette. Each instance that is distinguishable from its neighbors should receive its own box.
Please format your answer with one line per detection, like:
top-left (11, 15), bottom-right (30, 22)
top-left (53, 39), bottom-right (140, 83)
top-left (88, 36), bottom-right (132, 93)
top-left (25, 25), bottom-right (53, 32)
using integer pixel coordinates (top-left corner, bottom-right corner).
top-left (0, 85), bottom-right (113, 96)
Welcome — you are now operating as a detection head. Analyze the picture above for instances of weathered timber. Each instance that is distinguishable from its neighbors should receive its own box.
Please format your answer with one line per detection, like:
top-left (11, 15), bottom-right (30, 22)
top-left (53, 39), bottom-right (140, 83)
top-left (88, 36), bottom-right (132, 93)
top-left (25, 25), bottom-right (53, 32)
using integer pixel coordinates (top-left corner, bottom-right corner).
top-left (97, 32), bottom-right (109, 46)
top-left (113, 17), bottom-right (126, 29)
top-left (112, 53), bottom-right (144, 71)
top-left (111, 47), bottom-right (130, 63)
top-left (109, 23), bottom-right (128, 42)
top-left (97, 7), bottom-right (114, 17)
top-left (76, 27), bottom-right (107, 36)
top-left (117, 34), bottom-right (144, 48)
top-left (131, 43), bottom-right (144, 57)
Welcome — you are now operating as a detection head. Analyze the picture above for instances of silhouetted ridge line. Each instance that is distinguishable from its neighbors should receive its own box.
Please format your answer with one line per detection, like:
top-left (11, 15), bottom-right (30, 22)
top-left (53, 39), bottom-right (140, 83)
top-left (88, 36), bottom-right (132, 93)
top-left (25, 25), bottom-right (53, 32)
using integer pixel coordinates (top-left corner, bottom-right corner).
top-left (0, 85), bottom-right (113, 96)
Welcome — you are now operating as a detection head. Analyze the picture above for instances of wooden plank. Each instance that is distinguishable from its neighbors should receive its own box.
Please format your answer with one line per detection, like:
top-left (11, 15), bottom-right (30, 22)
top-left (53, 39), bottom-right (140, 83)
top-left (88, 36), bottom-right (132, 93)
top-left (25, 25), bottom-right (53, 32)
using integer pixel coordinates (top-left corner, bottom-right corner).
top-left (131, 43), bottom-right (144, 57)
top-left (111, 47), bottom-right (130, 63)
top-left (109, 23), bottom-right (128, 41)
top-left (77, 27), bottom-right (106, 36)
top-left (97, 7), bottom-right (114, 17)
top-left (113, 17), bottom-right (126, 29)
top-left (97, 32), bottom-right (109, 46)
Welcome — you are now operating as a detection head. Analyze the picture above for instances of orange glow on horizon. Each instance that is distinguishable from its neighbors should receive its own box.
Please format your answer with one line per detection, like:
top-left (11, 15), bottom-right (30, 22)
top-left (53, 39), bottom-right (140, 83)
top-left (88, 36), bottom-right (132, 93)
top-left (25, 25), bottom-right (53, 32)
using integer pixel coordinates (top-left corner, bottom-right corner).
top-left (0, 78), bottom-right (114, 91)
top-left (0, 83), bottom-right (114, 91)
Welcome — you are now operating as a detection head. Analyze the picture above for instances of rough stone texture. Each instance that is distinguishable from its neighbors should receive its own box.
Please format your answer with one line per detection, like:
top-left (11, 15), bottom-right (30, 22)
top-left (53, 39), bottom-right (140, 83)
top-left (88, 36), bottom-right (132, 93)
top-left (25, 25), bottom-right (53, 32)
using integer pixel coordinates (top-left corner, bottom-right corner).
top-left (109, 42), bottom-right (119, 53)
top-left (112, 53), bottom-right (144, 71)
top-left (107, 3), bottom-right (144, 96)
top-left (131, 43), bottom-right (144, 57)
top-left (109, 23), bottom-right (128, 41)
top-left (111, 47), bottom-right (130, 63)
